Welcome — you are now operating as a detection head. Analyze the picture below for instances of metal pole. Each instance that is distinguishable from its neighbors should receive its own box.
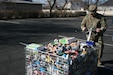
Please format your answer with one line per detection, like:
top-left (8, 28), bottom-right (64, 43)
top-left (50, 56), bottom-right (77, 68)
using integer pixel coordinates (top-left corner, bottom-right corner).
top-left (87, 27), bottom-right (92, 41)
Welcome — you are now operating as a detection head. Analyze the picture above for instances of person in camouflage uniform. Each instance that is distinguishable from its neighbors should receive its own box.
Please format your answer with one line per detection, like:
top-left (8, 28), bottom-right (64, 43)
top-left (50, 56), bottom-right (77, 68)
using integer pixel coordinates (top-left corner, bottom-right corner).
top-left (81, 5), bottom-right (107, 66)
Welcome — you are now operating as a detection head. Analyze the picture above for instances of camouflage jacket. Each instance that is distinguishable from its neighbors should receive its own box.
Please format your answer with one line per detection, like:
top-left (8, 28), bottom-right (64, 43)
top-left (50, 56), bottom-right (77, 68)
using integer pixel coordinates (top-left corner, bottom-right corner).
top-left (81, 13), bottom-right (107, 35)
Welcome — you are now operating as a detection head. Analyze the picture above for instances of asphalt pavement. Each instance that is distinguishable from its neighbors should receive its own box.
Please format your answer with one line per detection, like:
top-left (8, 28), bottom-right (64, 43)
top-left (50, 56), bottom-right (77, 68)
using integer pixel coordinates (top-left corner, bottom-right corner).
top-left (0, 17), bottom-right (113, 75)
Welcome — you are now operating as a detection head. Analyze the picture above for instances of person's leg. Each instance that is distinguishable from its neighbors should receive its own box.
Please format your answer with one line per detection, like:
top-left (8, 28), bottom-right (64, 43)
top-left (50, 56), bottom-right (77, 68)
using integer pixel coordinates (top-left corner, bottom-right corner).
top-left (97, 44), bottom-right (103, 65)
top-left (96, 36), bottom-right (104, 66)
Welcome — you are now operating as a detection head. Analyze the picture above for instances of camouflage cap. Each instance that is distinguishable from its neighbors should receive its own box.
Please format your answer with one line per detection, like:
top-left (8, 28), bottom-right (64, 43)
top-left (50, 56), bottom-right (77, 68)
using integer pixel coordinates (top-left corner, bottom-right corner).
top-left (89, 5), bottom-right (97, 11)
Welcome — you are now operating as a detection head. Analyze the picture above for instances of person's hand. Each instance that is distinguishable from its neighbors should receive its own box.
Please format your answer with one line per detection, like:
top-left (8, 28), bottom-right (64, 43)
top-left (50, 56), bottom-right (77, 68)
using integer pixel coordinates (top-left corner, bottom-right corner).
top-left (82, 27), bottom-right (87, 31)
top-left (96, 28), bottom-right (101, 32)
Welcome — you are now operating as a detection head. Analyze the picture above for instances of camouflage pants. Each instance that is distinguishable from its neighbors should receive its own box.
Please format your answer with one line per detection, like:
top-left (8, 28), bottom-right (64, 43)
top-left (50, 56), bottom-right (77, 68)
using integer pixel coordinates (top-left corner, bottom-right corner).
top-left (86, 34), bottom-right (104, 59)
top-left (95, 35), bottom-right (104, 59)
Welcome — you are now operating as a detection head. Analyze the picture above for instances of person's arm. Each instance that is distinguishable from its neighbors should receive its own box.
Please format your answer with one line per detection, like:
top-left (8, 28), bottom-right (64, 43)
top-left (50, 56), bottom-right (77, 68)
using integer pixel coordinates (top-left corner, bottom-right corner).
top-left (100, 17), bottom-right (107, 33)
top-left (96, 17), bottom-right (107, 33)
top-left (81, 16), bottom-right (87, 31)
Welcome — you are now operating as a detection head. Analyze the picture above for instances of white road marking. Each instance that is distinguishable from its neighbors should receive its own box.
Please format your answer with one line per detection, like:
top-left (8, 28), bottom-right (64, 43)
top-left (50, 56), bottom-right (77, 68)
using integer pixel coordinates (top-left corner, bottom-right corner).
top-left (104, 34), bottom-right (113, 37)
top-left (107, 29), bottom-right (113, 31)
top-left (104, 34), bottom-right (113, 42)
top-left (108, 26), bottom-right (113, 28)
top-left (0, 20), bottom-right (20, 24)
top-left (104, 43), bottom-right (113, 47)
top-left (112, 36), bottom-right (113, 41)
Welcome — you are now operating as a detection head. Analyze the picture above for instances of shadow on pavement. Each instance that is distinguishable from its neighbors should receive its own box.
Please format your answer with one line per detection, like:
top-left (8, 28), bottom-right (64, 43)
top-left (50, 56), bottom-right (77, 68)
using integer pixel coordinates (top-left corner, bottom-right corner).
top-left (98, 60), bottom-right (113, 75)
top-left (102, 60), bottom-right (113, 66)
top-left (98, 67), bottom-right (113, 75)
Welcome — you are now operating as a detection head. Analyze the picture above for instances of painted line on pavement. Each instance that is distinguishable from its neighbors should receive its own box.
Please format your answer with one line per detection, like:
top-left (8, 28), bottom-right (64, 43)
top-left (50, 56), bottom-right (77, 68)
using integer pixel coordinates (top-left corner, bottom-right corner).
top-left (107, 29), bottom-right (113, 31)
top-left (0, 20), bottom-right (20, 24)
top-left (104, 34), bottom-right (113, 37)
top-left (104, 43), bottom-right (113, 47)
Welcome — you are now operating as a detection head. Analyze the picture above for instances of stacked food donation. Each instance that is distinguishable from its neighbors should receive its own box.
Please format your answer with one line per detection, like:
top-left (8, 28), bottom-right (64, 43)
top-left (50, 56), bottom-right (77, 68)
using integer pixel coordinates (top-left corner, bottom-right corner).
top-left (25, 37), bottom-right (98, 75)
